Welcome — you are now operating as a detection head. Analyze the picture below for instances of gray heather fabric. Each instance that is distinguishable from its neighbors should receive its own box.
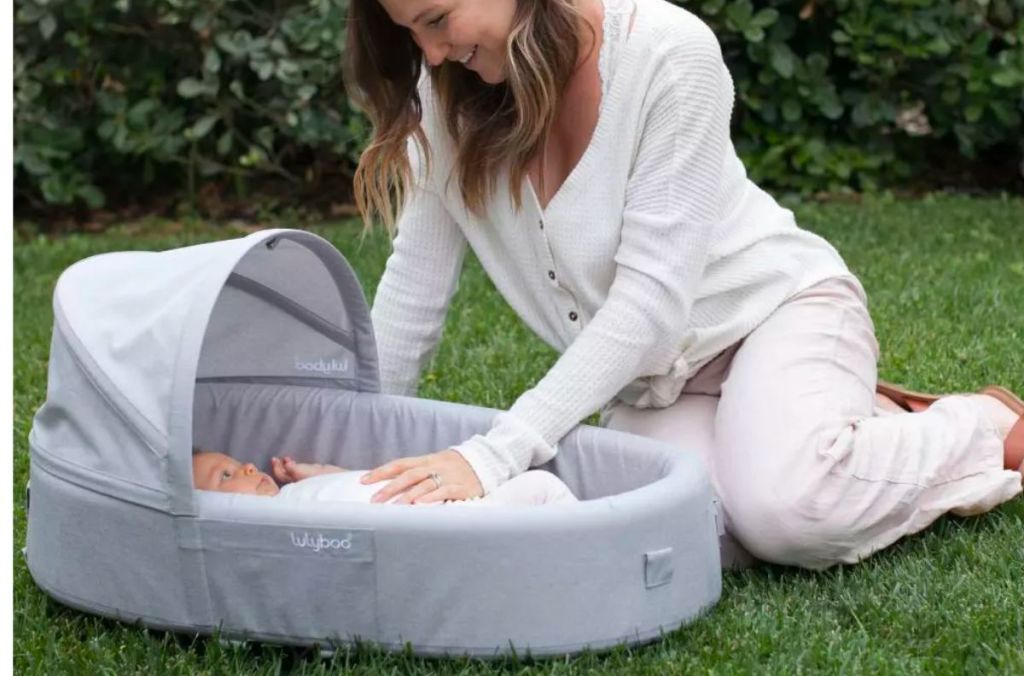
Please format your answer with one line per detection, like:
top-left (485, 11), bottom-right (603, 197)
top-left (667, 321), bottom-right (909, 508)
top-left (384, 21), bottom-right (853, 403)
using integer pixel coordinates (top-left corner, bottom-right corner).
top-left (26, 458), bottom-right (213, 627)
top-left (26, 230), bottom-right (722, 657)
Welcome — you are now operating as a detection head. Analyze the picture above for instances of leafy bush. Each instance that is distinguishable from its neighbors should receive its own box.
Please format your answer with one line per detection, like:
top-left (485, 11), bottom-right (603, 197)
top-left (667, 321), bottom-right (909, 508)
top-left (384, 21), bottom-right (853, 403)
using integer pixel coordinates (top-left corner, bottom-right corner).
top-left (14, 0), bottom-right (366, 214)
top-left (13, 0), bottom-right (1024, 216)
top-left (689, 0), bottom-right (1024, 193)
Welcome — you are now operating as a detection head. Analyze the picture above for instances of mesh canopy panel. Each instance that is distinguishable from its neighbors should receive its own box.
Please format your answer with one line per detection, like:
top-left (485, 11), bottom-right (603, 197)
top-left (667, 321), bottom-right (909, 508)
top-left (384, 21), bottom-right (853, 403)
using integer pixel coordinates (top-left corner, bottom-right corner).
top-left (197, 238), bottom-right (370, 388)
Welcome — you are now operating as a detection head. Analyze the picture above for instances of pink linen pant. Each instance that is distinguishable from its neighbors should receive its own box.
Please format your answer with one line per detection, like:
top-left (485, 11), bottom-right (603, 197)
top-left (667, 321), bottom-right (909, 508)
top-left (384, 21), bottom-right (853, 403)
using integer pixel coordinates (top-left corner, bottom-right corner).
top-left (602, 276), bottom-right (1023, 570)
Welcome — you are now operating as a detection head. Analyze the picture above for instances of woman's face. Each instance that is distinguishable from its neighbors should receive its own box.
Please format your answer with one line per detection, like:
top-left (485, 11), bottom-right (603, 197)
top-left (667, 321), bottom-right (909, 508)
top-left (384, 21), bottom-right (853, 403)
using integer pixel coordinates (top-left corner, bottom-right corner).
top-left (376, 0), bottom-right (519, 84)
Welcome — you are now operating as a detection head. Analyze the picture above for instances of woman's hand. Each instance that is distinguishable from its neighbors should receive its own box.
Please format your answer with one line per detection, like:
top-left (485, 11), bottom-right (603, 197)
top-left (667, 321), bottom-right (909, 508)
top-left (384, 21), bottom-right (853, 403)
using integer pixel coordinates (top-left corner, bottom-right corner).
top-left (360, 449), bottom-right (483, 504)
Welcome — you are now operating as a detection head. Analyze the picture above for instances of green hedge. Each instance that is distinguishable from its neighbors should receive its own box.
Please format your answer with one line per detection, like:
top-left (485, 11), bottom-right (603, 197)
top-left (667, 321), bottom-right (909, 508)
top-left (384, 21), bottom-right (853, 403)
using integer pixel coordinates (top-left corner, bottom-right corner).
top-left (705, 0), bottom-right (1024, 193)
top-left (14, 0), bottom-right (366, 213)
top-left (13, 0), bottom-right (1024, 215)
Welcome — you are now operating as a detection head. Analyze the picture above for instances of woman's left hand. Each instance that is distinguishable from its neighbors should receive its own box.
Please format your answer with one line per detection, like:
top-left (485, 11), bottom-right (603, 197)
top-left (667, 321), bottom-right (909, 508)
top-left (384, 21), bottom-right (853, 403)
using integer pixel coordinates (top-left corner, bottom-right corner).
top-left (361, 449), bottom-right (483, 504)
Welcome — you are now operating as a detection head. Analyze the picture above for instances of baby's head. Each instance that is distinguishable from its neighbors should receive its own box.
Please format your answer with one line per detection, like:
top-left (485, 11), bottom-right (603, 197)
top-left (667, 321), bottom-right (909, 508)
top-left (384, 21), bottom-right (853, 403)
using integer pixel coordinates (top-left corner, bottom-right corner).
top-left (193, 450), bottom-right (280, 496)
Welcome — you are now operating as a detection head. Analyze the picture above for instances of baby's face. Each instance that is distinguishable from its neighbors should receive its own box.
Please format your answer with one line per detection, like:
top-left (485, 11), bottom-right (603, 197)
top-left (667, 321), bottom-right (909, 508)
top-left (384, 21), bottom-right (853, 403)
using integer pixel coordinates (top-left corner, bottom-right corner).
top-left (193, 451), bottom-right (280, 496)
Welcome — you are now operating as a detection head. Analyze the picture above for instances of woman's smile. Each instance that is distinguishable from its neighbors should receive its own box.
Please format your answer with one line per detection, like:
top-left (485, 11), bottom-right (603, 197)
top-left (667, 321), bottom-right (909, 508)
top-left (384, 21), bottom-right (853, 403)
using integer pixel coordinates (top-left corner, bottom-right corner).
top-left (458, 45), bottom-right (478, 66)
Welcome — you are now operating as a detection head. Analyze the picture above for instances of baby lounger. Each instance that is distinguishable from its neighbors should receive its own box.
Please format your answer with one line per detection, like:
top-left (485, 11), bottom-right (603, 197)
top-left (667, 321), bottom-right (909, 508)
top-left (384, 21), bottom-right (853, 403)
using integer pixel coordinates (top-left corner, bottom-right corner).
top-left (26, 229), bottom-right (722, 657)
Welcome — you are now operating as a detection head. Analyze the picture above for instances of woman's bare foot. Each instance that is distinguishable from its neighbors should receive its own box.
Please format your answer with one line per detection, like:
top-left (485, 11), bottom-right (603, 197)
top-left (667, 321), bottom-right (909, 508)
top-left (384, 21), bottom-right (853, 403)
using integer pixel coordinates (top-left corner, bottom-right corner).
top-left (968, 395), bottom-right (1024, 470)
top-left (875, 392), bottom-right (906, 414)
top-left (270, 456), bottom-right (346, 484)
top-left (876, 382), bottom-right (941, 412)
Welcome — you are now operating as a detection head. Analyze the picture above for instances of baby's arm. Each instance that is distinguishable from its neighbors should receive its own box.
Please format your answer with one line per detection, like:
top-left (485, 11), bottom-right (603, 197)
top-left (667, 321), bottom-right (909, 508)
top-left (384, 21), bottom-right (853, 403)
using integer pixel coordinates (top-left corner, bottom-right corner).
top-left (271, 456), bottom-right (347, 485)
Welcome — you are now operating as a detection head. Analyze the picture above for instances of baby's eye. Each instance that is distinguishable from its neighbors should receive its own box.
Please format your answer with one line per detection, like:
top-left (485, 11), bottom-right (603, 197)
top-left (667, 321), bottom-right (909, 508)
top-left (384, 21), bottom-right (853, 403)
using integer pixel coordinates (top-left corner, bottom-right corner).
top-left (428, 14), bottom-right (447, 28)
top-left (221, 470), bottom-right (232, 482)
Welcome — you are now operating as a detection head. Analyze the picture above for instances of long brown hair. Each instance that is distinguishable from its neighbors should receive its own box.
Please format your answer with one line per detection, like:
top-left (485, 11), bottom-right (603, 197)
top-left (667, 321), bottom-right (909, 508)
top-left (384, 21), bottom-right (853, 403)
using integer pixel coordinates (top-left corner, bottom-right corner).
top-left (345, 0), bottom-right (595, 233)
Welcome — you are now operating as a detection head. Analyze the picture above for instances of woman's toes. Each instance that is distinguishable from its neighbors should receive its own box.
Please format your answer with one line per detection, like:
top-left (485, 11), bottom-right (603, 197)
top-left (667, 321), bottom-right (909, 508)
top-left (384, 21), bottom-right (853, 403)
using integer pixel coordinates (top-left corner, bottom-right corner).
top-left (875, 393), bottom-right (905, 414)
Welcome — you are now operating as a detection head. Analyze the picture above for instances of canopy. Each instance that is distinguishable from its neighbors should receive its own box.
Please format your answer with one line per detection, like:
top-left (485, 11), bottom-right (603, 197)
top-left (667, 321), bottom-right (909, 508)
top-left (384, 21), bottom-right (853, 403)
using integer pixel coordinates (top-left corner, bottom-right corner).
top-left (30, 230), bottom-right (379, 514)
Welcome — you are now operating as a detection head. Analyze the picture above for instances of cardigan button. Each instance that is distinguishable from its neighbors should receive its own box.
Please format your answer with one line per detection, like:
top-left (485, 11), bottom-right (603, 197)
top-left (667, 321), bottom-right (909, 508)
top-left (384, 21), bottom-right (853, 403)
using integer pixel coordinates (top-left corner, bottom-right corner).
top-left (538, 220), bottom-right (544, 230)
top-left (568, 311), bottom-right (578, 321)
top-left (547, 270), bottom-right (556, 280)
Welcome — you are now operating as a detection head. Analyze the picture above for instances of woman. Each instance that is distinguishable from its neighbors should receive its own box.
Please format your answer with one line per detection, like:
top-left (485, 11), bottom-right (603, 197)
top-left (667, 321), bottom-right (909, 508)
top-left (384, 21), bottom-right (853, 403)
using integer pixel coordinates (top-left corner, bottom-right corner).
top-left (344, 0), bottom-right (1023, 569)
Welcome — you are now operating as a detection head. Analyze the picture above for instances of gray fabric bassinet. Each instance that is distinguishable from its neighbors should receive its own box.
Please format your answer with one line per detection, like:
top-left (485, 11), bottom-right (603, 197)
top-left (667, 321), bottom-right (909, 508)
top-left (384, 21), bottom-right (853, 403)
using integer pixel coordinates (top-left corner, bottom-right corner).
top-left (25, 229), bottom-right (722, 657)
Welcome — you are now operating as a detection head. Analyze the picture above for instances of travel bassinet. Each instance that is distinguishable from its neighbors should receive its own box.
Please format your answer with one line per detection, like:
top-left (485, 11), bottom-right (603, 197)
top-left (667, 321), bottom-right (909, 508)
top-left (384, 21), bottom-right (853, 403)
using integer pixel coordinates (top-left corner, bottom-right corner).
top-left (25, 229), bottom-right (722, 657)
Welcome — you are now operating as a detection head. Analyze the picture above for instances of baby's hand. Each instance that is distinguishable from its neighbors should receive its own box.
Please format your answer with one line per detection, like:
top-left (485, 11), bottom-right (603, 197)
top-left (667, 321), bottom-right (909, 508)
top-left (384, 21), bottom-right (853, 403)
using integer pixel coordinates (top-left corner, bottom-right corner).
top-left (270, 456), bottom-right (345, 484)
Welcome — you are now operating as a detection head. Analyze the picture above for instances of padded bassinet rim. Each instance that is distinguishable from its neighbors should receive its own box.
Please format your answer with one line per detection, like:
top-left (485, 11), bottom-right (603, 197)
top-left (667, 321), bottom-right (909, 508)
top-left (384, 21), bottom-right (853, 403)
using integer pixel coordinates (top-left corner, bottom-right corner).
top-left (193, 471), bottom-right (698, 532)
top-left (191, 440), bottom-right (706, 531)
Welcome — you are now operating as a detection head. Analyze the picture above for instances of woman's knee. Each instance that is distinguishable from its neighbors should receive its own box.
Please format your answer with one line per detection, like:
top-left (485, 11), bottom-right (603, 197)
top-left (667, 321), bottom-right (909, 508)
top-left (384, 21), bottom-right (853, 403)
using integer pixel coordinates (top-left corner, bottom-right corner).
top-left (724, 481), bottom-right (852, 569)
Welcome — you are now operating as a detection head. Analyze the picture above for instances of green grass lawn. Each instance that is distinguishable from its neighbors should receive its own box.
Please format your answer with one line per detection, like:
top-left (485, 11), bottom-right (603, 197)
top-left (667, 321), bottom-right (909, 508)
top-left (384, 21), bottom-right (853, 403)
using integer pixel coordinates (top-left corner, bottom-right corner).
top-left (13, 195), bottom-right (1024, 673)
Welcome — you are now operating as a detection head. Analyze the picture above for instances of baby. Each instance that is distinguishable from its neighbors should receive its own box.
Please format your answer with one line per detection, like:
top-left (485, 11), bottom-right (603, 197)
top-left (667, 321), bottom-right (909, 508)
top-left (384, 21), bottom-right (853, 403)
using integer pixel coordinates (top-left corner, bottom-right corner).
top-left (191, 450), bottom-right (578, 506)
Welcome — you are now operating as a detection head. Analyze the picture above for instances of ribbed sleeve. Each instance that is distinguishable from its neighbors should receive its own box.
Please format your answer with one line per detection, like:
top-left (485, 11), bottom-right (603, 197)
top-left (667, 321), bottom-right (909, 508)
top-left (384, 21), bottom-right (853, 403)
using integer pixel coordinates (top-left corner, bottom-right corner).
top-left (370, 139), bottom-right (468, 396)
top-left (453, 24), bottom-right (736, 493)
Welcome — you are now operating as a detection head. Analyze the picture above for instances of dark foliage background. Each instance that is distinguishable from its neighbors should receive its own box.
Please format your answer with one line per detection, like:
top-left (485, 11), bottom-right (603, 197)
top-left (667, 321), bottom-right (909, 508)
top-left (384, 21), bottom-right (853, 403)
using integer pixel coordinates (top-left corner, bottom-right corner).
top-left (13, 0), bottom-right (1024, 220)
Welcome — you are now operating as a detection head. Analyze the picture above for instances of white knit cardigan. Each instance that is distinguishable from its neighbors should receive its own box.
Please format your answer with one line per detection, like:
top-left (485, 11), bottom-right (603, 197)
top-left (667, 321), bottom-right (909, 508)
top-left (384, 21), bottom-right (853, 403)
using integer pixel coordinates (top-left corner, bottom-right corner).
top-left (369, 0), bottom-right (851, 493)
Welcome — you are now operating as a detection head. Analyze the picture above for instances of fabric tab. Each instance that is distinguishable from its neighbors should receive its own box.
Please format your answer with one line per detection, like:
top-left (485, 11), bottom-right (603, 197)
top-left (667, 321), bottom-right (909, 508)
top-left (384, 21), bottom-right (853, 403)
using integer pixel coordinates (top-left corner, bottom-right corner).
top-left (644, 547), bottom-right (674, 589)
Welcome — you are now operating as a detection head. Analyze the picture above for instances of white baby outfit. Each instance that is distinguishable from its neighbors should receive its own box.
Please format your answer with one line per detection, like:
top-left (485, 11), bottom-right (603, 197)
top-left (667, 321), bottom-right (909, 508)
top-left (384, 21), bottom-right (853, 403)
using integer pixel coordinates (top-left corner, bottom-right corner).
top-left (276, 470), bottom-right (577, 506)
